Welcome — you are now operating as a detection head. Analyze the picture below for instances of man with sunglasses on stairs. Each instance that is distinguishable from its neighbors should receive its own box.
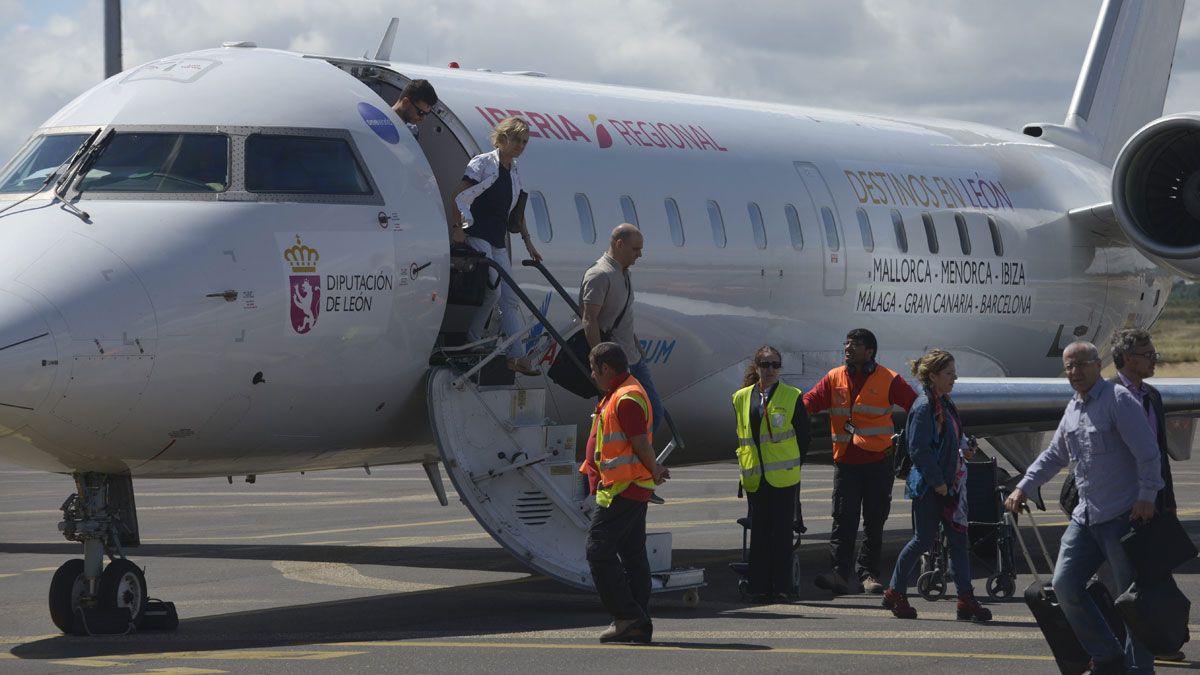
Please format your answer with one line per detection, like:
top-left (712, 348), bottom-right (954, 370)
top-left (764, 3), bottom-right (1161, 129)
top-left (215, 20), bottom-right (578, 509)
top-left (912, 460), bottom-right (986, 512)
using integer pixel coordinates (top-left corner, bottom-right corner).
top-left (391, 79), bottom-right (438, 139)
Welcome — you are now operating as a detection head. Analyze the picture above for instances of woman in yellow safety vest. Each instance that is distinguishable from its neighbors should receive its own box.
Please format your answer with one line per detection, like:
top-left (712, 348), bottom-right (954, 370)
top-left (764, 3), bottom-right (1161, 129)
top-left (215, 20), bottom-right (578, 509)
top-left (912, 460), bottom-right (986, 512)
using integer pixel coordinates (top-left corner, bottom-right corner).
top-left (732, 345), bottom-right (810, 602)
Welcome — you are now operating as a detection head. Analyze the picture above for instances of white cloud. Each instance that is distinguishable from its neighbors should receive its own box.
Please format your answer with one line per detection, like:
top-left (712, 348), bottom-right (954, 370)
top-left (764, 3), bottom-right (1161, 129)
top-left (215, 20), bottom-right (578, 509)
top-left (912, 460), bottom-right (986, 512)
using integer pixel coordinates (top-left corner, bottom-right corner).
top-left (2, 0), bottom-right (1200, 161)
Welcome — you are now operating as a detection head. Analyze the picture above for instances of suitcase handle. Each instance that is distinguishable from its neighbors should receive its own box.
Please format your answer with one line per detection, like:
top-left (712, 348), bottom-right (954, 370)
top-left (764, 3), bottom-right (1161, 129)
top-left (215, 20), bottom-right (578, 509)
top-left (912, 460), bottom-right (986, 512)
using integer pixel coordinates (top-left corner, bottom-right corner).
top-left (1009, 506), bottom-right (1057, 582)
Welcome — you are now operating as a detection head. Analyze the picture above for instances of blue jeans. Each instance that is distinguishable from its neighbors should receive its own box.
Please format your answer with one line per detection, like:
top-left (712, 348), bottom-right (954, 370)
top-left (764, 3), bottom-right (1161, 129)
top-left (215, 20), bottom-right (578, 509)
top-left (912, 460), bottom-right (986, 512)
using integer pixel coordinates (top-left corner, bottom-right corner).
top-left (628, 359), bottom-right (662, 432)
top-left (1052, 515), bottom-right (1153, 672)
top-left (888, 493), bottom-right (972, 596)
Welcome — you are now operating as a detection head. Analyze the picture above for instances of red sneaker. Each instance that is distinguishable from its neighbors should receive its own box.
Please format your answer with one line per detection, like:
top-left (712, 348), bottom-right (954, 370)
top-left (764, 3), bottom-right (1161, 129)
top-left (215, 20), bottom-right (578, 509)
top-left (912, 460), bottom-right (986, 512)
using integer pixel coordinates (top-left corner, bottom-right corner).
top-left (882, 588), bottom-right (917, 619)
top-left (956, 594), bottom-right (992, 622)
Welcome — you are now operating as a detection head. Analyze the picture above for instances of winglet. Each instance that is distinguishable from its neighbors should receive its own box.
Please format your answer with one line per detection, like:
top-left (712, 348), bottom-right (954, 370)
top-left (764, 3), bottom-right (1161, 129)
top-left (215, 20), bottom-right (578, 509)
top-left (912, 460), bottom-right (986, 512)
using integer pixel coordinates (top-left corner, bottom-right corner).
top-left (374, 18), bottom-right (399, 61)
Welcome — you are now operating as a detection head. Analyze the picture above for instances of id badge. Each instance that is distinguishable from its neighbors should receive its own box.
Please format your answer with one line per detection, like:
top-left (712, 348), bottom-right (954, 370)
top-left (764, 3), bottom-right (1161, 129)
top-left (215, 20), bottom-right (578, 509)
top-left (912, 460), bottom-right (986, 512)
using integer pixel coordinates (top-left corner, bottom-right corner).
top-left (771, 413), bottom-right (785, 428)
top-left (843, 420), bottom-right (857, 434)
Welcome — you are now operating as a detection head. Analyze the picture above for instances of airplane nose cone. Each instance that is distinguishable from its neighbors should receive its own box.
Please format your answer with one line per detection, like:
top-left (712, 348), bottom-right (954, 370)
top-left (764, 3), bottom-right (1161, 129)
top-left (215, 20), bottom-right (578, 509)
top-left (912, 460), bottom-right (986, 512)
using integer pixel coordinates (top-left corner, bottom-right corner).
top-left (0, 289), bottom-right (57, 433)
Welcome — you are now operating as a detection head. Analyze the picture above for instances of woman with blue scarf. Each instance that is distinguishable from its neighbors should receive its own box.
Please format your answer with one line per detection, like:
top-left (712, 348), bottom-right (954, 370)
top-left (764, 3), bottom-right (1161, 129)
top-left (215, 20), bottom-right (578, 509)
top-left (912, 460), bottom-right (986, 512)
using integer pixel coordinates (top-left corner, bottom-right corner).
top-left (882, 349), bottom-right (991, 622)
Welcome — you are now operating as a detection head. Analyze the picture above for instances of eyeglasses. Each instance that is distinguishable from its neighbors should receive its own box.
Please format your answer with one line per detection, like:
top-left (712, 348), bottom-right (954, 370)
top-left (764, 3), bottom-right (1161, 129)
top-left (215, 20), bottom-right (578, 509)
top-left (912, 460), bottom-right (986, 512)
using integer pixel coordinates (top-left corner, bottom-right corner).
top-left (414, 105), bottom-right (433, 119)
top-left (757, 361), bottom-right (782, 369)
top-left (1063, 359), bottom-right (1098, 371)
top-left (1130, 351), bottom-right (1161, 362)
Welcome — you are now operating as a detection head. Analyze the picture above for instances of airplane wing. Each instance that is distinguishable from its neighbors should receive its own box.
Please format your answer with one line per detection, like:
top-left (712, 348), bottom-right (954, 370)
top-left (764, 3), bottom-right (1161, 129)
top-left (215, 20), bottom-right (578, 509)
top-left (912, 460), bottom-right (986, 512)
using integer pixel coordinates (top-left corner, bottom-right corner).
top-left (949, 377), bottom-right (1200, 474)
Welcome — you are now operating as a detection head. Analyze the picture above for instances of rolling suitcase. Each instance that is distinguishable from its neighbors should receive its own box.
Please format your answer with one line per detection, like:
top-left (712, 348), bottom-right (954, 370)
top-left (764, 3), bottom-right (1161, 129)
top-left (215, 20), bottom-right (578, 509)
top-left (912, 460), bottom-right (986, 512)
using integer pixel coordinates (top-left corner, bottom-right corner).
top-left (1011, 509), bottom-right (1125, 674)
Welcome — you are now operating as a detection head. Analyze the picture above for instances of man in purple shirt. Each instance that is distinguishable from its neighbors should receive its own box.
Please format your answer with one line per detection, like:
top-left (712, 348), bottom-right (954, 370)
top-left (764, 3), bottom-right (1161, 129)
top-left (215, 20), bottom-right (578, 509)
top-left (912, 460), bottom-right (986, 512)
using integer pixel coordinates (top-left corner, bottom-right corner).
top-left (1006, 341), bottom-right (1162, 674)
top-left (1111, 328), bottom-right (1176, 515)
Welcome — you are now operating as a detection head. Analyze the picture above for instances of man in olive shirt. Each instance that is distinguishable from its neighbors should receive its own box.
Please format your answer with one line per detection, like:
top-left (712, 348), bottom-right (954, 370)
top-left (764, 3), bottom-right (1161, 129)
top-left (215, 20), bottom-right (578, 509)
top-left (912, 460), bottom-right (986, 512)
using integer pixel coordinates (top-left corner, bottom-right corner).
top-left (581, 224), bottom-right (662, 431)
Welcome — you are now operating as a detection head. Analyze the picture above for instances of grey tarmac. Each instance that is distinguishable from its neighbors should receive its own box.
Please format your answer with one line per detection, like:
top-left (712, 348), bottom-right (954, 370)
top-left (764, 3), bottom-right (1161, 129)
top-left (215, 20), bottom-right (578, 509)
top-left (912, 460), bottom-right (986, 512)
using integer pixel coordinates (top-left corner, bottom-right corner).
top-left (1, 460), bottom-right (1198, 673)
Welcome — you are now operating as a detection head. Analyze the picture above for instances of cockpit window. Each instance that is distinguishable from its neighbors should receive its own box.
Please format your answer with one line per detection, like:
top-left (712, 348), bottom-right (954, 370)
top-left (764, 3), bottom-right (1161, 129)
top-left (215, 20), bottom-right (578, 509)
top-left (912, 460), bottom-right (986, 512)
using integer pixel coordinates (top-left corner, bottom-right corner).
top-left (79, 133), bottom-right (229, 193)
top-left (246, 135), bottom-right (371, 195)
top-left (0, 133), bottom-right (90, 193)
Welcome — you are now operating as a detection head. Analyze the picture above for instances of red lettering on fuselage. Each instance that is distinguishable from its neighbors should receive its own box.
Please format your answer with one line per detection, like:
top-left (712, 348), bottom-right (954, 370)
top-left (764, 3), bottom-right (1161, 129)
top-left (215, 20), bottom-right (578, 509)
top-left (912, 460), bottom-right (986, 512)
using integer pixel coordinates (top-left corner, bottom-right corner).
top-left (475, 105), bottom-right (728, 151)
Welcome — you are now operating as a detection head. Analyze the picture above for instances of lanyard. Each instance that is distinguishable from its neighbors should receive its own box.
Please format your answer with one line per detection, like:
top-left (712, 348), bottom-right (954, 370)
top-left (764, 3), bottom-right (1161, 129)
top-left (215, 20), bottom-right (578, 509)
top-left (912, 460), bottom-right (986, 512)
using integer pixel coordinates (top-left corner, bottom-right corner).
top-left (759, 385), bottom-right (776, 442)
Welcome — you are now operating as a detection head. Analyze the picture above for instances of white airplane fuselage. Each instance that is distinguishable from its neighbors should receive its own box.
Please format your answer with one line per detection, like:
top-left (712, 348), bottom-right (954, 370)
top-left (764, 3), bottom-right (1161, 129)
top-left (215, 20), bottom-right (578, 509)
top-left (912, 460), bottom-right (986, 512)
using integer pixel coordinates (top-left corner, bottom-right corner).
top-left (0, 46), bottom-right (1174, 478)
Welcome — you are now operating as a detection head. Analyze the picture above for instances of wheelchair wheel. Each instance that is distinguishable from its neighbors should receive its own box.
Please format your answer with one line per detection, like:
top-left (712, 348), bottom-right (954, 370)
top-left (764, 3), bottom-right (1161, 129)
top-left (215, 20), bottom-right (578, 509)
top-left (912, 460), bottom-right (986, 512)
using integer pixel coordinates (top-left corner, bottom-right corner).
top-left (737, 578), bottom-right (750, 600)
top-left (916, 571), bottom-right (946, 601)
top-left (986, 573), bottom-right (1015, 600)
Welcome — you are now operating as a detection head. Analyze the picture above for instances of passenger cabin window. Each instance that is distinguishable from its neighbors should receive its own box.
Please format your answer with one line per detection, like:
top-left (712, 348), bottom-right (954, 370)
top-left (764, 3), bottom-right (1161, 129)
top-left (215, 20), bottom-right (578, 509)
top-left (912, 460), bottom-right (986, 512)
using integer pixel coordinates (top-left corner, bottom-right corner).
top-left (748, 202), bottom-right (767, 249)
top-left (820, 206), bottom-right (840, 252)
top-left (855, 208), bottom-right (874, 252)
top-left (619, 195), bottom-right (639, 227)
top-left (707, 200), bottom-right (726, 248)
top-left (247, 135), bottom-right (369, 194)
top-left (530, 191), bottom-right (552, 242)
top-left (664, 198), bottom-right (685, 247)
top-left (0, 133), bottom-right (90, 193)
top-left (954, 213), bottom-right (971, 255)
top-left (575, 193), bottom-right (596, 244)
top-left (80, 132), bottom-right (229, 193)
top-left (921, 212), bottom-right (939, 254)
top-left (890, 210), bottom-right (908, 253)
top-left (987, 216), bottom-right (1004, 256)
top-left (785, 204), bottom-right (804, 250)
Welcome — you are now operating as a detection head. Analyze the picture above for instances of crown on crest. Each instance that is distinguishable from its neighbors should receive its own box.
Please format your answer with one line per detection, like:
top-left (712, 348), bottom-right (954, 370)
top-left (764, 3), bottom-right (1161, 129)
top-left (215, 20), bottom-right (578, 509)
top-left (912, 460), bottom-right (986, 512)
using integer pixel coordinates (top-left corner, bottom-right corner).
top-left (284, 235), bottom-right (319, 273)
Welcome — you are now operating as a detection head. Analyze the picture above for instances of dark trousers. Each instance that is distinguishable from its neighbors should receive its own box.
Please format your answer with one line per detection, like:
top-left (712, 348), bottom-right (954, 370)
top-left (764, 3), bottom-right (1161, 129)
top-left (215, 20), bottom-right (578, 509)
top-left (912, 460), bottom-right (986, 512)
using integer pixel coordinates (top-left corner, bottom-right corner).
top-left (585, 495), bottom-right (651, 622)
top-left (748, 482), bottom-right (799, 596)
top-left (830, 459), bottom-right (894, 580)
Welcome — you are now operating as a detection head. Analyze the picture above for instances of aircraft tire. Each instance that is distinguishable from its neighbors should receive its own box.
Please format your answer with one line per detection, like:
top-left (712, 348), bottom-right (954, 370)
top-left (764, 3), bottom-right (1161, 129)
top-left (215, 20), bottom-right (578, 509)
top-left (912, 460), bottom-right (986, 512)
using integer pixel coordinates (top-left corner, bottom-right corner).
top-left (48, 559), bottom-right (87, 633)
top-left (98, 559), bottom-right (147, 627)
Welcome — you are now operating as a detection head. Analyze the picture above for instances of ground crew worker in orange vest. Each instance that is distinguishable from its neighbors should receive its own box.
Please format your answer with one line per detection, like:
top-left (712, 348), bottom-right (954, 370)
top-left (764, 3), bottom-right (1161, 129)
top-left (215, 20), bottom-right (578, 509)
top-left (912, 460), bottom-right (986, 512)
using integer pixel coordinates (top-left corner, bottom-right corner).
top-left (580, 341), bottom-right (669, 643)
top-left (802, 328), bottom-right (917, 596)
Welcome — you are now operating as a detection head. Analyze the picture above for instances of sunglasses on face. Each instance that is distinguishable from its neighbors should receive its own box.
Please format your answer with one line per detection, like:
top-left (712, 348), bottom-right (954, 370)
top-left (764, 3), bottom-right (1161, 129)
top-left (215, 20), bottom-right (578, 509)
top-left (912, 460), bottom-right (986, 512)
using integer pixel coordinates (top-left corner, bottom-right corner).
top-left (757, 361), bottom-right (782, 369)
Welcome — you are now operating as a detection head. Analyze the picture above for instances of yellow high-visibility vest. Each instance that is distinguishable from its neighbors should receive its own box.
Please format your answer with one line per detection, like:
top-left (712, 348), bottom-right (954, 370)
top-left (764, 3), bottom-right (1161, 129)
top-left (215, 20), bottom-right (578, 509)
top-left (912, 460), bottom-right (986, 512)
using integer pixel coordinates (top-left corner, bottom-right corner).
top-left (733, 382), bottom-right (802, 491)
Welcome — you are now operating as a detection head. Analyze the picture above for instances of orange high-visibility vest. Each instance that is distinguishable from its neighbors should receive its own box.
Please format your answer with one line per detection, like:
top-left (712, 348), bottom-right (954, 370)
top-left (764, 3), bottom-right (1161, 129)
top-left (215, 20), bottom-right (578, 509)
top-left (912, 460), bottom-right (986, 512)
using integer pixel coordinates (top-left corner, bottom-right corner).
top-left (580, 376), bottom-right (655, 507)
top-left (827, 364), bottom-right (898, 461)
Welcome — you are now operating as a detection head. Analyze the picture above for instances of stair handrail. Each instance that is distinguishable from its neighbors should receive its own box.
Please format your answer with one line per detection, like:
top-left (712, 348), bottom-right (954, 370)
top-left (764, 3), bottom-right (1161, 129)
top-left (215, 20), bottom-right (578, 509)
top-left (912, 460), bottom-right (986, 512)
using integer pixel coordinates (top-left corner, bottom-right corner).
top-left (472, 257), bottom-right (594, 391)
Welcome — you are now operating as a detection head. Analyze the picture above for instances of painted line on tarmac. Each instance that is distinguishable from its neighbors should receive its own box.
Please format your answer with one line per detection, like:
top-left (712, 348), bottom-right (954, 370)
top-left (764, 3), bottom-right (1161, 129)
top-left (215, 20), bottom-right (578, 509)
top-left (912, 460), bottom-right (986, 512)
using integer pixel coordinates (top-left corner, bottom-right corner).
top-left (468, 628), bottom-right (1042, 640)
top-left (326, 639), bottom-right (1061, 662)
top-left (363, 532), bottom-right (492, 547)
top-left (0, 634), bottom-right (57, 645)
top-left (736, 601), bottom-right (1037, 625)
top-left (148, 517), bottom-right (478, 543)
top-left (0, 495), bottom-right (435, 517)
top-left (42, 649), bottom-right (366, 667)
top-left (137, 491), bottom-right (347, 498)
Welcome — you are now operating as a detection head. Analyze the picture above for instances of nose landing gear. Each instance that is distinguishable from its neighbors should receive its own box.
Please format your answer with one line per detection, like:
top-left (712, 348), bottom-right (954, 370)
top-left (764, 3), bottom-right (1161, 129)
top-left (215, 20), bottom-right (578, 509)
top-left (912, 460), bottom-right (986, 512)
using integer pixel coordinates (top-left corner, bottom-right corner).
top-left (48, 472), bottom-right (154, 634)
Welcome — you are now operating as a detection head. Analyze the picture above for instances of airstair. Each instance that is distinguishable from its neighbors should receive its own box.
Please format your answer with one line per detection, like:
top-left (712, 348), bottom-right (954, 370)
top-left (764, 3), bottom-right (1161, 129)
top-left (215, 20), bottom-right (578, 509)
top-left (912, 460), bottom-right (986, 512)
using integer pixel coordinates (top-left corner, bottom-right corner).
top-left (427, 249), bottom-right (704, 603)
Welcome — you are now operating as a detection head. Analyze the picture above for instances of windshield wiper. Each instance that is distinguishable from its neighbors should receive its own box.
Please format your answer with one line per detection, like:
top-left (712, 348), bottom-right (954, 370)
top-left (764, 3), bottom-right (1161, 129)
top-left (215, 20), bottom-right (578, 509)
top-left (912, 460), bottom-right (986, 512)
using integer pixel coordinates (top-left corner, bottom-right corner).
top-left (0, 128), bottom-right (101, 220)
top-left (55, 127), bottom-right (115, 221)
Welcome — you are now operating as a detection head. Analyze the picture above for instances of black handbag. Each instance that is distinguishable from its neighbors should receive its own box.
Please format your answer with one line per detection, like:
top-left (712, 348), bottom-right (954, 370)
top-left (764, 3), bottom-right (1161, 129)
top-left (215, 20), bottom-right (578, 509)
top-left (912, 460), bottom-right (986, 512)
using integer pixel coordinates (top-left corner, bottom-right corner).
top-left (547, 329), bottom-right (599, 398)
top-left (1116, 576), bottom-right (1191, 655)
top-left (507, 190), bottom-right (528, 234)
top-left (546, 280), bottom-right (632, 399)
top-left (1120, 512), bottom-right (1198, 581)
top-left (1059, 471), bottom-right (1079, 516)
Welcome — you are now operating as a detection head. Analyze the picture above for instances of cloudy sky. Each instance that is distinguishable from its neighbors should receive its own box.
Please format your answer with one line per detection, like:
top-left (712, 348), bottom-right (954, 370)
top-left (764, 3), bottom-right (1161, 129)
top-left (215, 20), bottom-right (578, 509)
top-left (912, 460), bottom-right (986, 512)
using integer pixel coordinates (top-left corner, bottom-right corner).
top-left (2, 1), bottom-right (1200, 160)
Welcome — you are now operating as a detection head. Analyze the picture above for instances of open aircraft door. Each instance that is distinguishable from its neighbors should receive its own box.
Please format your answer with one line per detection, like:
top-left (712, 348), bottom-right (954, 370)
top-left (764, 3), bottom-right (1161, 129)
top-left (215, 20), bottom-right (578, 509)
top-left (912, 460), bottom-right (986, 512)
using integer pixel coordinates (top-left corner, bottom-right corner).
top-left (794, 162), bottom-right (847, 296)
top-left (427, 366), bottom-right (704, 602)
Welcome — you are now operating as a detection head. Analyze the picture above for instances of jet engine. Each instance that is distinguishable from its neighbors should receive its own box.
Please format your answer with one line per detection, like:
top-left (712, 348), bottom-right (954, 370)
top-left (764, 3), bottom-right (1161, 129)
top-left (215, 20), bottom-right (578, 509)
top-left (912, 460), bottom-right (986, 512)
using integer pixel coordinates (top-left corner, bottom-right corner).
top-left (1112, 113), bottom-right (1200, 279)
